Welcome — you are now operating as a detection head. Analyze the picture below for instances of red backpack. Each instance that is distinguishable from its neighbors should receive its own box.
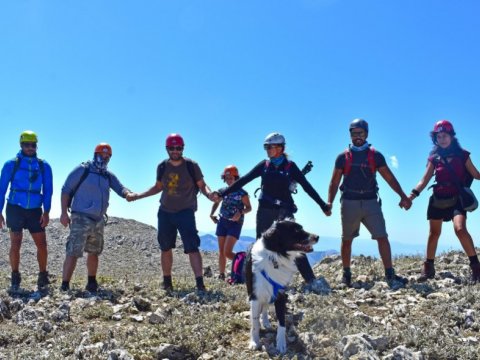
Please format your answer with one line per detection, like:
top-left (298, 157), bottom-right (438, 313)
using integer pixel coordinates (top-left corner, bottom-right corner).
top-left (343, 147), bottom-right (377, 176)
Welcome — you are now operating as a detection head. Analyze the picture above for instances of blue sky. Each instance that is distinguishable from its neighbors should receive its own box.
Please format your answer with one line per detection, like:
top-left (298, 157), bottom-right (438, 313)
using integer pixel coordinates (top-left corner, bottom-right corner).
top-left (1, 1), bottom-right (479, 253)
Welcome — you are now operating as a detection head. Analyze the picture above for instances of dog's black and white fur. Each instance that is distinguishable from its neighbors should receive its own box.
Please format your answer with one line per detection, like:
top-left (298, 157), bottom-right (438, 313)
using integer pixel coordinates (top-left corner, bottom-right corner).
top-left (246, 219), bottom-right (319, 354)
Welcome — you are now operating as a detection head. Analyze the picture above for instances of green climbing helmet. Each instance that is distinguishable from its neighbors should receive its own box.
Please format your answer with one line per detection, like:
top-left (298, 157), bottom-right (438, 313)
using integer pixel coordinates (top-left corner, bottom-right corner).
top-left (20, 130), bottom-right (38, 143)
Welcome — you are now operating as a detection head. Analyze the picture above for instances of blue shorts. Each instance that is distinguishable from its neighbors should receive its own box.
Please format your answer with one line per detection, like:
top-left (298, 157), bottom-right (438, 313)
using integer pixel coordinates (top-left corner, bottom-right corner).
top-left (157, 208), bottom-right (200, 253)
top-left (6, 204), bottom-right (45, 233)
top-left (215, 216), bottom-right (243, 239)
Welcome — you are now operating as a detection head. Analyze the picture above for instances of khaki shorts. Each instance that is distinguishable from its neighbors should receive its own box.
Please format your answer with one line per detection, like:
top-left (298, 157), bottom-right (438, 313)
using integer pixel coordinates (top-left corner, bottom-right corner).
top-left (340, 198), bottom-right (387, 240)
top-left (66, 213), bottom-right (105, 257)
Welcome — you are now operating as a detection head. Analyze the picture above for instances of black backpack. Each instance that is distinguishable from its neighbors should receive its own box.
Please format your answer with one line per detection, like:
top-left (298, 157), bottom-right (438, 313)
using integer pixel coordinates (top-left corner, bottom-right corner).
top-left (10, 156), bottom-right (44, 183)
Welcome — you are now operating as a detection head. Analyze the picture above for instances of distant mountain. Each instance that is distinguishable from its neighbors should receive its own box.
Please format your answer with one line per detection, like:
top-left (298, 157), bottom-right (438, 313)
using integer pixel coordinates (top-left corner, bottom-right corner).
top-left (200, 234), bottom-right (338, 265)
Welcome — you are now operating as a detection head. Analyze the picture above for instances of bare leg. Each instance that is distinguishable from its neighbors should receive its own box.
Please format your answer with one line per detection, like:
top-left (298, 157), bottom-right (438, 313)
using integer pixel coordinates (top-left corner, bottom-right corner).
top-left (218, 236), bottom-right (226, 274)
top-left (453, 215), bottom-right (477, 256)
top-left (161, 249), bottom-right (173, 276)
top-left (188, 251), bottom-right (203, 277)
top-left (62, 255), bottom-right (79, 282)
top-left (86, 254), bottom-right (99, 277)
top-left (341, 238), bottom-right (353, 268)
top-left (426, 219), bottom-right (442, 259)
top-left (377, 237), bottom-right (393, 269)
top-left (31, 231), bottom-right (48, 272)
top-left (9, 231), bottom-right (23, 272)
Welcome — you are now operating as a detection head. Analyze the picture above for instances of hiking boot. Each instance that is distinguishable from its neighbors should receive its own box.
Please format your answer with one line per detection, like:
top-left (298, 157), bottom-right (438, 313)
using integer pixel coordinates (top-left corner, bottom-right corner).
top-left (11, 271), bottom-right (21, 291)
top-left (37, 271), bottom-right (50, 288)
top-left (386, 274), bottom-right (408, 290)
top-left (162, 282), bottom-right (173, 291)
top-left (85, 280), bottom-right (99, 293)
top-left (341, 271), bottom-right (352, 287)
top-left (196, 284), bottom-right (207, 292)
top-left (60, 282), bottom-right (70, 292)
top-left (418, 261), bottom-right (435, 282)
top-left (217, 273), bottom-right (226, 281)
top-left (470, 263), bottom-right (480, 284)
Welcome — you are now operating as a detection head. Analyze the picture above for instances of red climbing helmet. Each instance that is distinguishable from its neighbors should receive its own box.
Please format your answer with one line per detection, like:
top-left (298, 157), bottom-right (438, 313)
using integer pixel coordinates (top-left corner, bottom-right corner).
top-left (432, 120), bottom-right (455, 135)
top-left (166, 134), bottom-right (185, 147)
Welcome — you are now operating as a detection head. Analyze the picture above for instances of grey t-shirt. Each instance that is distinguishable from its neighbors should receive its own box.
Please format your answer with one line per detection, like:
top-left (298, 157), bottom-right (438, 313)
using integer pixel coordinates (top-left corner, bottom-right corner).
top-left (157, 159), bottom-right (203, 213)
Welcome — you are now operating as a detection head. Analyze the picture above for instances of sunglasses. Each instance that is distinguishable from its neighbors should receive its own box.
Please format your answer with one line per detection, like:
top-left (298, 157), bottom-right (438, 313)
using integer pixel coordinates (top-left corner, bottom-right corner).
top-left (350, 131), bottom-right (366, 137)
top-left (166, 146), bottom-right (184, 151)
top-left (22, 142), bottom-right (37, 149)
top-left (264, 144), bottom-right (281, 150)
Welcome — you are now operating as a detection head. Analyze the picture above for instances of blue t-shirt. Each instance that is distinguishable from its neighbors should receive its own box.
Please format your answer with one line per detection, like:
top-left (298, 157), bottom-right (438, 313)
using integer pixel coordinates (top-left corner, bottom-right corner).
top-left (219, 189), bottom-right (248, 222)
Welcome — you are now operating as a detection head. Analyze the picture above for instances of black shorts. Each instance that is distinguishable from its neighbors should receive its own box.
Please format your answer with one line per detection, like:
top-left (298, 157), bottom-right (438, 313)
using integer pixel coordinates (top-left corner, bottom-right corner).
top-left (427, 195), bottom-right (466, 222)
top-left (6, 203), bottom-right (44, 233)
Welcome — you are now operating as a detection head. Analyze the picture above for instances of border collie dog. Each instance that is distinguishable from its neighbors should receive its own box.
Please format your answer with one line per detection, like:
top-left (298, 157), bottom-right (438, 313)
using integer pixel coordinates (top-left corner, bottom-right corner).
top-left (246, 219), bottom-right (319, 354)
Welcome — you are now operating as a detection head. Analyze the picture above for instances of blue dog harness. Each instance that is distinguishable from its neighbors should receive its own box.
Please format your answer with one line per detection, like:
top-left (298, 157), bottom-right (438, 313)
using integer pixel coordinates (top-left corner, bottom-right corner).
top-left (260, 270), bottom-right (286, 304)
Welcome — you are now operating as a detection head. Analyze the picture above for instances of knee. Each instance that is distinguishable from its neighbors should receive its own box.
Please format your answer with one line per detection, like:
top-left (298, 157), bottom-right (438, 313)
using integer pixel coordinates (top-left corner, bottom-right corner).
top-left (429, 229), bottom-right (441, 238)
top-left (342, 239), bottom-right (353, 248)
top-left (454, 226), bottom-right (468, 238)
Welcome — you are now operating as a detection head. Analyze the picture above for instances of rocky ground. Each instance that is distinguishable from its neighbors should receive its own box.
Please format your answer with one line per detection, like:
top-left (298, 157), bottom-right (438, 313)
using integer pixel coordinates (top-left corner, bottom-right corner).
top-left (0, 217), bottom-right (479, 359)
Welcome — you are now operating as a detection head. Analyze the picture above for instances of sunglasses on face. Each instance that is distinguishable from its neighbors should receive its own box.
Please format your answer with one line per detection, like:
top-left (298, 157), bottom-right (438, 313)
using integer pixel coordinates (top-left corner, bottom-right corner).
top-left (350, 131), bottom-right (366, 138)
top-left (264, 144), bottom-right (281, 150)
top-left (22, 142), bottom-right (37, 149)
top-left (166, 146), bottom-right (184, 151)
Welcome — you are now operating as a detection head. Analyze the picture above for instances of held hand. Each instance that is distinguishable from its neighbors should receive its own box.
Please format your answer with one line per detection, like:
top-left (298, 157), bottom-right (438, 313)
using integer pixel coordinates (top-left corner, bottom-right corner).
top-left (210, 215), bottom-right (218, 224)
top-left (40, 213), bottom-right (50, 228)
top-left (323, 203), bottom-right (332, 217)
top-left (60, 213), bottom-right (71, 227)
top-left (126, 192), bottom-right (138, 202)
top-left (211, 191), bottom-right (222, 203)
top-left (399, 197), bottom-right (412, 210)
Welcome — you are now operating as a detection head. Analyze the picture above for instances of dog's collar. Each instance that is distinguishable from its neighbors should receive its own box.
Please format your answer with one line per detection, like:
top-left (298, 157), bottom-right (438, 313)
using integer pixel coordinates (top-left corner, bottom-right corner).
top-left (260, 270), bottom-right (286, 304)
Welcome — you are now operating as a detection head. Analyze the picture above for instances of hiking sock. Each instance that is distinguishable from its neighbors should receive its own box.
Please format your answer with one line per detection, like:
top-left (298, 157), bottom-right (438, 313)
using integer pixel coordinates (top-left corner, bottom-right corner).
top-left (343, 267), bottom-right (352, 275)
top-left (385, 268), bottom-right (395, 278)
top-left (87, 276), bottom-right (97, 285)
top-left (195, 276), bottom-right (205, 289)
top-left (163, 276), bottom-right (173, 288)
top-left (426, 258), bottom-right (435, 264)
top-left (469, 255), bottom-right (480, 265)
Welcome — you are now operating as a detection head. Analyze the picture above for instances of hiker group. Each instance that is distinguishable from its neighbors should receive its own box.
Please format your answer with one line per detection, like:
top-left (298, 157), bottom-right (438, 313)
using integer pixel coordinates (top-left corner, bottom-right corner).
top-left (0, 118), bottom-right (479, 294)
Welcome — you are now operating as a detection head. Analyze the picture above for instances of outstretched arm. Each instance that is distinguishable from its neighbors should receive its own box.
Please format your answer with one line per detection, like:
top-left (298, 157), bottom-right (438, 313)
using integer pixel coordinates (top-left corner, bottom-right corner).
top-left (409, 162), bottom-right (435, 201)
top-left (466, 157), bottom-right (480, 180)
top-left (327, 168), bottom-right (343, 210)
top-left (126, 181), bottom-right (163, 202)
top-left (377, 166), bottom-right (411, 209)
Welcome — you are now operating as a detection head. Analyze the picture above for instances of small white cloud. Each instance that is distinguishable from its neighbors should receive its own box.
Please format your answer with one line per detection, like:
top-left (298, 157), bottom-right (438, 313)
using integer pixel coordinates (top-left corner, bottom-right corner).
top-left (390, 155), bottom-right (399, 169)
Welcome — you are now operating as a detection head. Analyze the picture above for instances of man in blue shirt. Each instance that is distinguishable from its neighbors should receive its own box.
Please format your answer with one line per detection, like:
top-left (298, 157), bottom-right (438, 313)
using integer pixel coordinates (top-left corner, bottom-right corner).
top-left (0, 130), bottom-right (53, 291)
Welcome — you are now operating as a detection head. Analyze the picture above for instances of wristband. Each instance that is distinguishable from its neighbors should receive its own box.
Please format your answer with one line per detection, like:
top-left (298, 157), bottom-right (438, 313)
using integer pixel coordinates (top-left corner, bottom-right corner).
top-left (411, 189), bottom-right (420, 197)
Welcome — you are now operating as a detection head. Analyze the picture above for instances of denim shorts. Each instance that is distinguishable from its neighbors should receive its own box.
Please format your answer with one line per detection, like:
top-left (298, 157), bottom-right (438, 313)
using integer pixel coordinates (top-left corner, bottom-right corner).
top-left (65, 213), bottom-right (105, 257)
top-left (340, 198), bottom-right (387, 240)
top-left (215, 216), bottom-right (243, 239)
top-left (6, 203), bottom-right (44, 233)
top-left (157, 208), bottom-right (200, 253)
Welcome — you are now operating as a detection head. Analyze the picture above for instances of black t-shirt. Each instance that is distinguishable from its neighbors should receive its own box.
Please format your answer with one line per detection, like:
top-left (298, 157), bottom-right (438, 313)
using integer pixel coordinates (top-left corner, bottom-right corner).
top-left (219, 159), bottom-right (328, 211)
top-left (335, 148), bottom-right (387, 200)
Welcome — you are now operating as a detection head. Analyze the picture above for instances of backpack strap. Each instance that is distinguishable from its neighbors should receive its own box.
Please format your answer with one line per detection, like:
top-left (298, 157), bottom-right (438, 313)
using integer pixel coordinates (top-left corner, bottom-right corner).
top-left (185, 158), bottom-right (199, 192)
top-left (157, 160), bottom-right (168, 181)
top-left (367, 146), bottom-right (376, 173)
top-left (67, 165), bottom-right (90, 210)
top-left (9, 157), bottom-right (46, 184)
top-left (343, 149), bottom-right (352, 175)
top-left (343, 147), bottom-right (376, 176)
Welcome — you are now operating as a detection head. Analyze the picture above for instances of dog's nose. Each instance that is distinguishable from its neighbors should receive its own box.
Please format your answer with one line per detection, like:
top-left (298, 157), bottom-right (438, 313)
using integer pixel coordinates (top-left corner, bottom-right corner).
top-left (310, 234), bottom-right (319, 243)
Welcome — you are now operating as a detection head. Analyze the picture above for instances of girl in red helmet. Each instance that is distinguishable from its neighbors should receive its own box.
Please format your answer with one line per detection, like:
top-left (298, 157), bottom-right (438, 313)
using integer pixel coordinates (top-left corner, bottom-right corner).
top-left (409, 120), bottom-right (480, 283)
top-left (210, 165), bottom-right (251, 280)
